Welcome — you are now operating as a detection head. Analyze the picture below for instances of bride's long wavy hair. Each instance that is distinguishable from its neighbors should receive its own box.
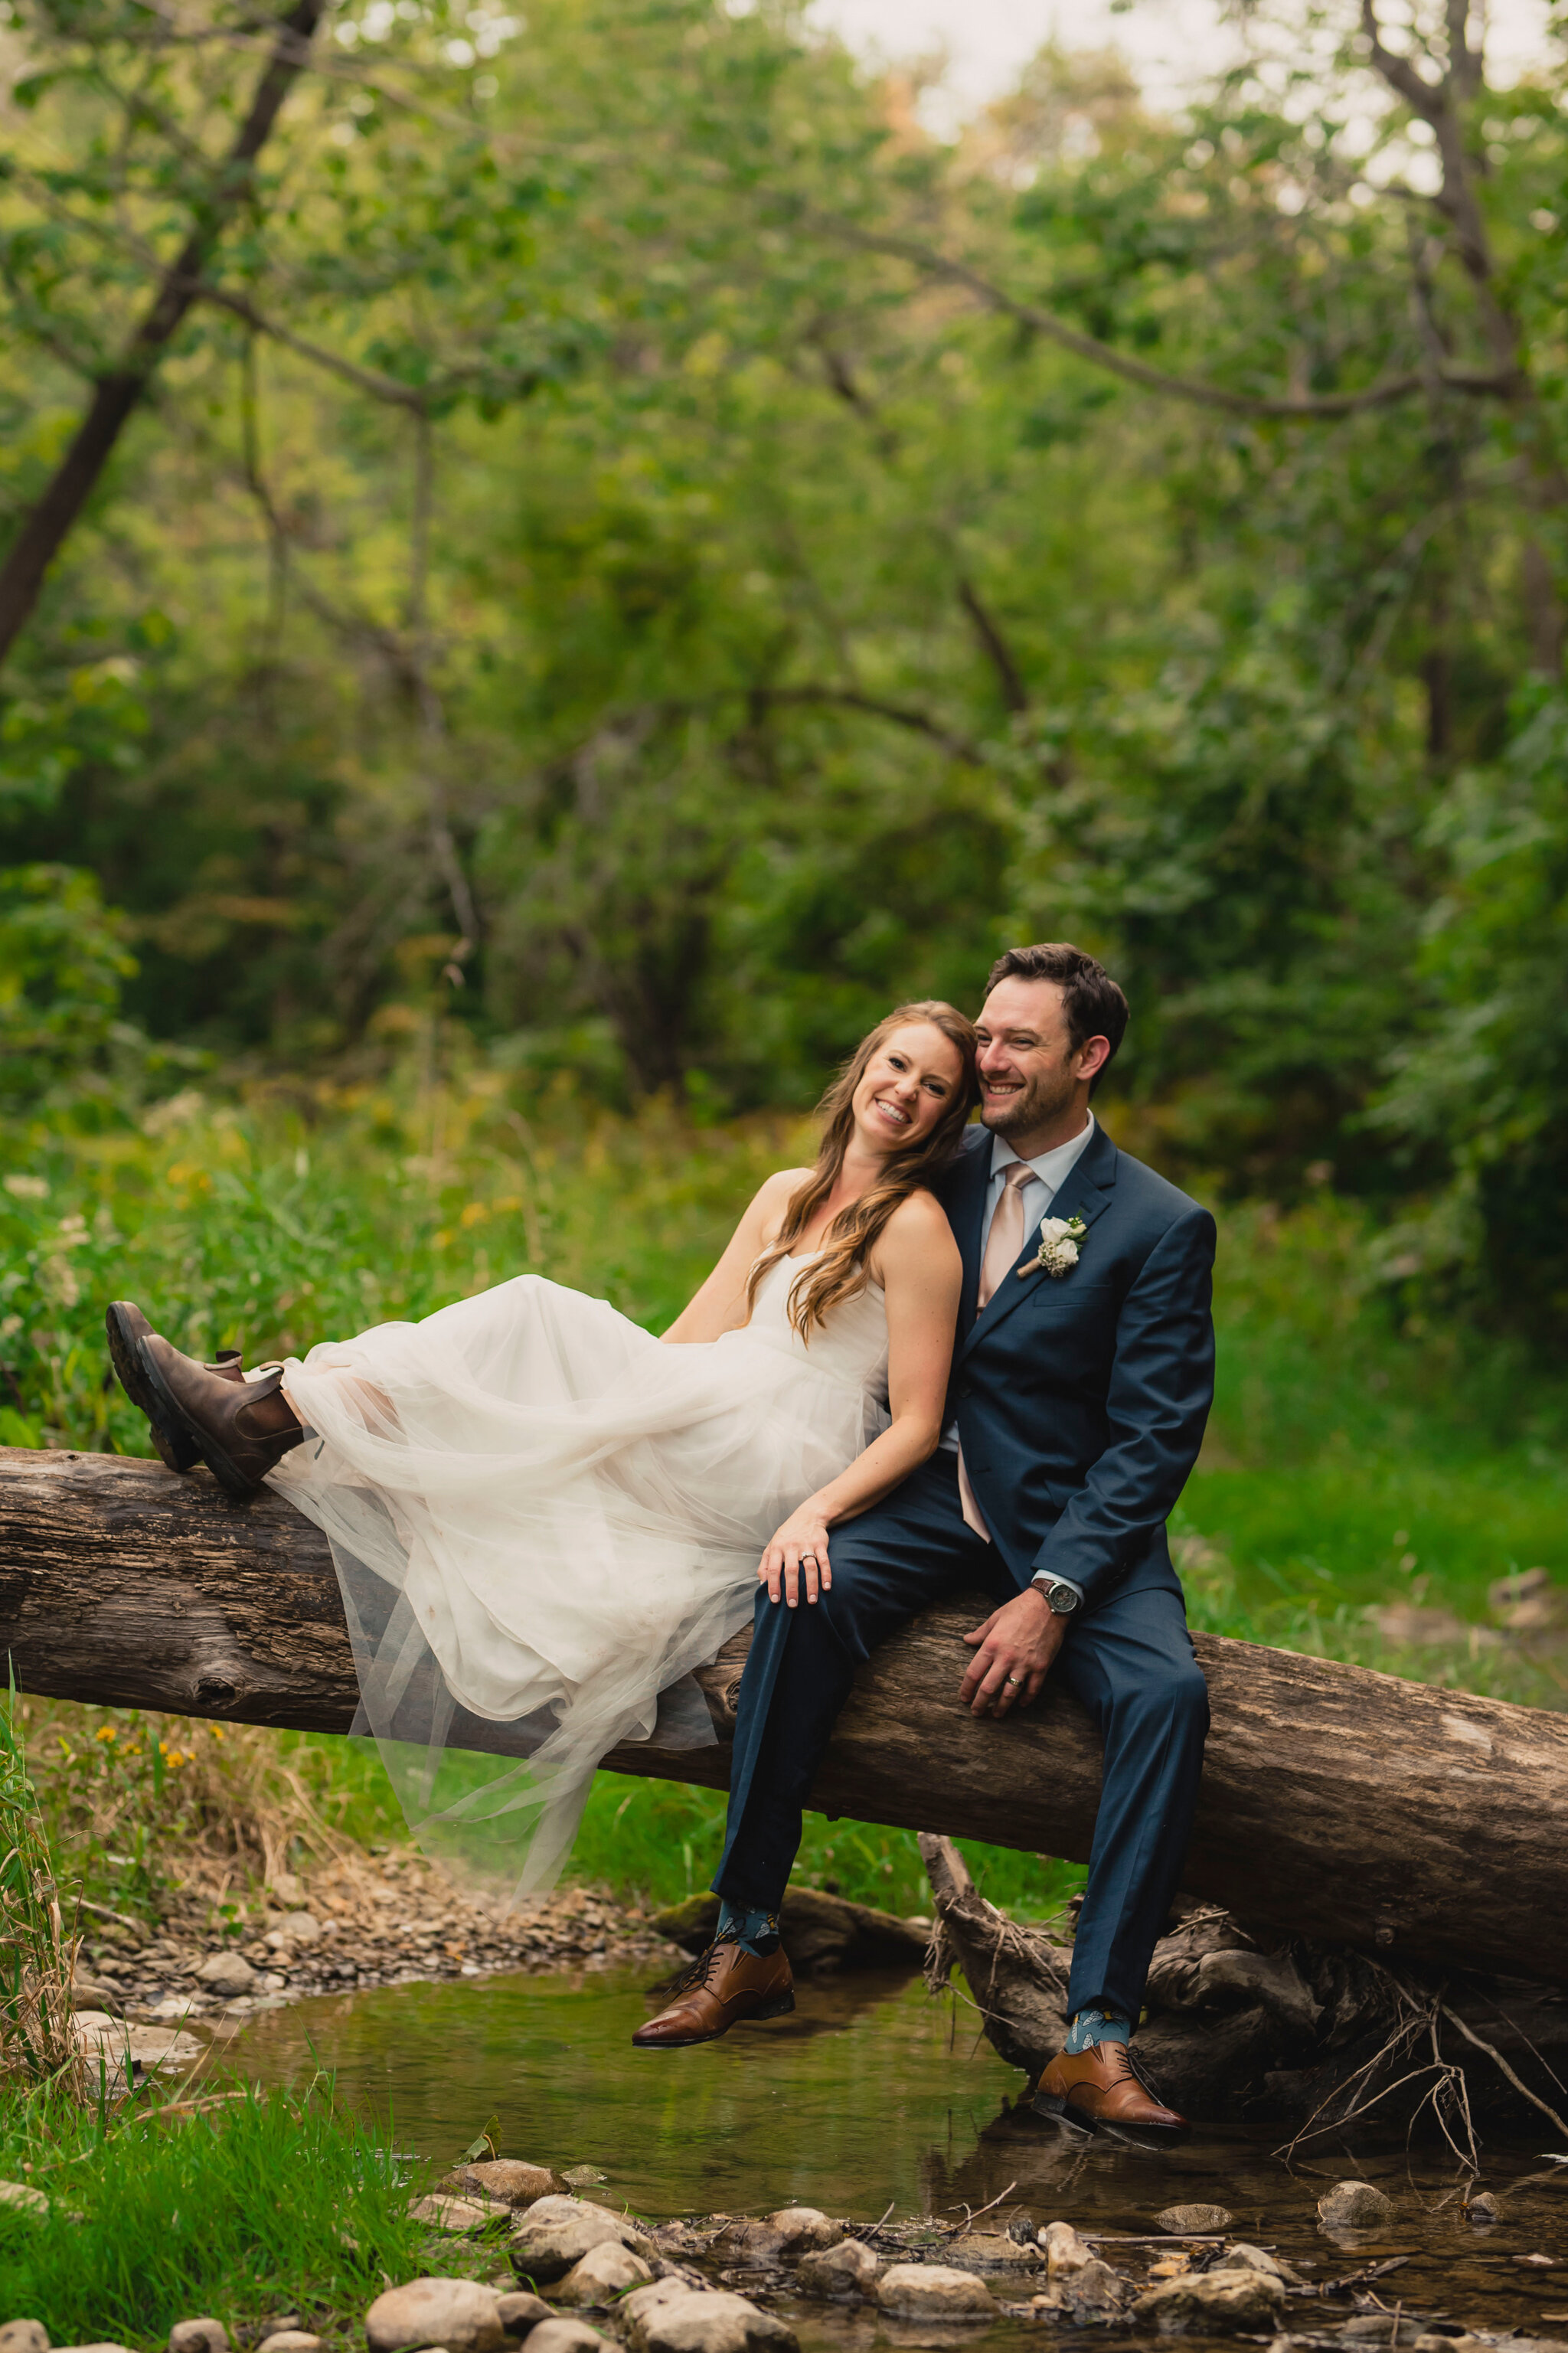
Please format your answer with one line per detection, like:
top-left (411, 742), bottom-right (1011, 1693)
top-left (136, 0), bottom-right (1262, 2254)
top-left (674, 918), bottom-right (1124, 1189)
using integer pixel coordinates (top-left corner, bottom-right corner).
top-left (746, 1000), bottom-right (979, 1338)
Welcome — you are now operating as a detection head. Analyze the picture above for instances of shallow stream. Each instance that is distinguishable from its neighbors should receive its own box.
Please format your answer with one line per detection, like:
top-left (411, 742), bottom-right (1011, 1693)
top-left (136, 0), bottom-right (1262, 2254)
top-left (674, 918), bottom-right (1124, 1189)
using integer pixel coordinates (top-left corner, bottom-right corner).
top-left (232, 1963), bottom-right (1568, 2348)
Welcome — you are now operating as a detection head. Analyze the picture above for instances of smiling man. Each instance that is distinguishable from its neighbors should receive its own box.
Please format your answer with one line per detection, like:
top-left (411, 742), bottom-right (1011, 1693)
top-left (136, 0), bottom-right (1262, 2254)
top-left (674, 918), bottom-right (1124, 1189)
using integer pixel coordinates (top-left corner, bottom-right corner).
top-left (636, 945), bottom-right (1217, 2140)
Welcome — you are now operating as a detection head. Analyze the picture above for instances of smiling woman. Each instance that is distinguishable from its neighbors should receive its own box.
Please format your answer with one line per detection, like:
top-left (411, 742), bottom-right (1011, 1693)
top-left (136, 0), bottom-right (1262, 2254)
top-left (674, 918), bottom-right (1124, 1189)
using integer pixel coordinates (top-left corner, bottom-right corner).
top-left (104, 1003), bottom-right (978, 1907)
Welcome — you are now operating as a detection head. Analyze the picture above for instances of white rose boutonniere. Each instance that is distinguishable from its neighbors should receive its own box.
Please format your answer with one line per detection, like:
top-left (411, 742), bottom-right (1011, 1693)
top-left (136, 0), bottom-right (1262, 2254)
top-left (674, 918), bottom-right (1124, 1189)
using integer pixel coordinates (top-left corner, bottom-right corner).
top-left (1024, 1213), bottom-right (1089, 1280)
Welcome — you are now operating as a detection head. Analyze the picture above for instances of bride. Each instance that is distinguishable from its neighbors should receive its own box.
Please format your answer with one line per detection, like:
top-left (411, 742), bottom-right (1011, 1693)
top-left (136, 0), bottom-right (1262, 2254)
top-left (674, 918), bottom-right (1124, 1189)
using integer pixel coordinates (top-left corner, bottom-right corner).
top-left (107, 1002), bottom-right (977, 1900)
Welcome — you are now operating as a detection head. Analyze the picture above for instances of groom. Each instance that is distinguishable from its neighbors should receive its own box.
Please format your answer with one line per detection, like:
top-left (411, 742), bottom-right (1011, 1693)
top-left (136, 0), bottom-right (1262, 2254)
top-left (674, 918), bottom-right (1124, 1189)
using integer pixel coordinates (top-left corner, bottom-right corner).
top-left (635, 943), bottom-right (1216, 2142)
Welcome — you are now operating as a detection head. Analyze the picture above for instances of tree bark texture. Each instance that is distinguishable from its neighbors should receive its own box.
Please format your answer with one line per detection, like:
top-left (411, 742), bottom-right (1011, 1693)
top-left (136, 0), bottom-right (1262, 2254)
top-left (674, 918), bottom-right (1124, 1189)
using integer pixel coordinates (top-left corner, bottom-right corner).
top-left (0, 0), bottom-right (323, 668)
top-left (3, 1446), bottom-right (1566, 1985)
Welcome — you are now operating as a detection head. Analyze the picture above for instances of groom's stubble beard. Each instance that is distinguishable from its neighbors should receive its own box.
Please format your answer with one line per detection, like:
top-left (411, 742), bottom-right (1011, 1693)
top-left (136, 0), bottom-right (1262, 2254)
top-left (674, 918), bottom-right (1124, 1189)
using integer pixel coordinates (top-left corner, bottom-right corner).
top-left (980, 1054), bottom-right (1080, 1141)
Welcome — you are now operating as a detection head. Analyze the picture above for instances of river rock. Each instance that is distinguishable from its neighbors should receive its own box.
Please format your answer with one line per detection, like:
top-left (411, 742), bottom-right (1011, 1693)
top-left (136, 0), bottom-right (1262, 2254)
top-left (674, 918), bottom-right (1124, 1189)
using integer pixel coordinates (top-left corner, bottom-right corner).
top-left (622, 2282), bottom-right (701, 2340)
top-left (409, 2193), bottom-right (508, 2233)
top-left (629, 2292), bottom-right (795, 2353)
top-left (511, 2198), bottom-right (655, 2282)
top-left (1227, 2245), bottom-right (1301, 2283)
top-left (795, 2240), bottom-right (883, 2299)
top-left (1133, 2267), bottom-right (1289, 2333)
top-left (766, 2208), bottom-right (841, 2255)
top-left (0, 2187), bottom-right (47, 2220)
top-left (1317, 2182), bottom-right (1394, 2230)
top-left (1040, 2221), bottom-right (1094, 2276)
top-left (87, 2024), bottom-right (204, 2073)
top-left (524, 2326), bottom-right (608, 2353)
top-left (1411, 2338), bottom-right (1488, 2353)
top-left (364, 2278), bottom-right (509, 2353)
top-left (949, 2231), bottom-right (1036, 2266)
top-left (168, 2323), bottom-right (228, 2353)
top-left (193, 1951), bottom-right (258, 1998)
top-left (256, 2335), bottom-right (322, 2353)
top-left (708, 2219), bottom-right (782, 2262)
top-left (1032, 2260), bottom-right (1127, 2319)
top-left (874, 2265), bottom-right (1000, 2319)
top-left (496, 2295), bottom-right (553, 2335)
top-left (1155, 2204), bottom-right (1234, 2235)
top-left (270, 1911), bottom-right (321, 1944)
top-left (0, 2323), bottom-right (49, 2353)
top-left (1466, 2192), bottom-right (1501, 2223)
top-left (554, 2244), bottom-right (653, 2306)
top-left (54, 2343), bottom-right (138, 2353)
top-left (442, 2162), bottom-right (561, 2208)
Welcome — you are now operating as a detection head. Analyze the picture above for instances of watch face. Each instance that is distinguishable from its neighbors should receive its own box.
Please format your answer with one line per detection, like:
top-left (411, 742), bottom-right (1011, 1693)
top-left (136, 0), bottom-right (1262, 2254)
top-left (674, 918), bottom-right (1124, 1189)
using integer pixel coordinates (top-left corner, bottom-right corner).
top-left (1049, 1582), bottom-right (1080, 1614)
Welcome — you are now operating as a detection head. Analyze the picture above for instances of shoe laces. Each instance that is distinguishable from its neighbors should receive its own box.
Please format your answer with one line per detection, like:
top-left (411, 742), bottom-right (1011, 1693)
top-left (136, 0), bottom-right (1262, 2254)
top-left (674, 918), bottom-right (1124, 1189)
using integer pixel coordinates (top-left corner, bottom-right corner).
top-left (1106, 2041), bottom-right (1171, 2104)
top-left (668, 1925), bottom-right (742, 1995)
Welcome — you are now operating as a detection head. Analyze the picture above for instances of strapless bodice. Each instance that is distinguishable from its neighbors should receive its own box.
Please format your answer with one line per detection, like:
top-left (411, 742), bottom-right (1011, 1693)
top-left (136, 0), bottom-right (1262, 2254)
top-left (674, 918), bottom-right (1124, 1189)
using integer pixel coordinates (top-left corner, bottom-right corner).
top-left (718, 1250), bottom-right (890, 1408)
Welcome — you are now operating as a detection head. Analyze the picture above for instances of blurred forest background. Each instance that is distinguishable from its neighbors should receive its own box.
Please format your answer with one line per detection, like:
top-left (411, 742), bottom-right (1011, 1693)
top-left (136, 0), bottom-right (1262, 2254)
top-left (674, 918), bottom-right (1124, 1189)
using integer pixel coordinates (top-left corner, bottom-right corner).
top-left (2, 0), bottom-right (1567, 1907)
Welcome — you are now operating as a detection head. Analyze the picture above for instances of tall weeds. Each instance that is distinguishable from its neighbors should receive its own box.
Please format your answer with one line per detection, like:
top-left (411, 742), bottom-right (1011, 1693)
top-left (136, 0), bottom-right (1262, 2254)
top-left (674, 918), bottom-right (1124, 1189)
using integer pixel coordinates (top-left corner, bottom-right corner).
top-left (0, 1688), bottom-right (80, 2092)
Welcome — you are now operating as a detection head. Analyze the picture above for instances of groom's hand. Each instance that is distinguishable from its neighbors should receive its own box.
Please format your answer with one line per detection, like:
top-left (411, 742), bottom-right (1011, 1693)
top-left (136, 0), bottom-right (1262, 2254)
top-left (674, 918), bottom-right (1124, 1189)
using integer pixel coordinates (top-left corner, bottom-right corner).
top-left (959, 1587), bottom-right (1068, 1717)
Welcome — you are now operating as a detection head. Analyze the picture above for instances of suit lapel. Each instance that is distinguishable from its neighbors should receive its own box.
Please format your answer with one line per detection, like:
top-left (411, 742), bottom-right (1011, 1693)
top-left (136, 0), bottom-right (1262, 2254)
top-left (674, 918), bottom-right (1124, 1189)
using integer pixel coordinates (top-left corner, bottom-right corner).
top-left (961, 1125), bottom-right (1120, 1359)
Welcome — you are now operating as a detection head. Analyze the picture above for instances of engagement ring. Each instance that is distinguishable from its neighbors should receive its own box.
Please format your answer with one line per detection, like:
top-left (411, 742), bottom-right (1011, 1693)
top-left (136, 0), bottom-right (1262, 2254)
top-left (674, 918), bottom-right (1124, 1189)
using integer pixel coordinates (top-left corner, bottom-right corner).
top-left (1005, 1673), bottom-right (1021, 1685)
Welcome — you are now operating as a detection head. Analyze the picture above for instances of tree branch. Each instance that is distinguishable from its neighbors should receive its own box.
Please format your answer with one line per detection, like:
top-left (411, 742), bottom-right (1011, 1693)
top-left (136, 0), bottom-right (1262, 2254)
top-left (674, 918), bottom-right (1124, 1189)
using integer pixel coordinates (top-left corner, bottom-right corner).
top-left (196, 281), bottom-right (433, 410)
top-left (822, 219), bottom-right (1515, 419)
top-left (0, 0), bottom-right (326, 672)
top-left (956, 577), bottom-right (1028, 713)
top-left (750, 685), bottom-right (988, 765)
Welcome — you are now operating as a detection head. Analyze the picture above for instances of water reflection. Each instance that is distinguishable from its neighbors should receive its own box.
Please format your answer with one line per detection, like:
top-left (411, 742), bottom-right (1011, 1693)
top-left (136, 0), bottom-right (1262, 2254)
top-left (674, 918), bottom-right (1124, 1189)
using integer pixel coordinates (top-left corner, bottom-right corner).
top-left (234, 1966), bottom-right (1006, 2217)
top-left (230, 1965), bottom-right (1568, 2341)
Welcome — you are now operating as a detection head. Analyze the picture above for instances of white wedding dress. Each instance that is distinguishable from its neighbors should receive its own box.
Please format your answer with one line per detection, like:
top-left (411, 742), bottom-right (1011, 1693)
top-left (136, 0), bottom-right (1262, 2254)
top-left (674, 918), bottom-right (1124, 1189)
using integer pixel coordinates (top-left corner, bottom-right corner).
top-left (268, 1253), bottom-right (890, 1904)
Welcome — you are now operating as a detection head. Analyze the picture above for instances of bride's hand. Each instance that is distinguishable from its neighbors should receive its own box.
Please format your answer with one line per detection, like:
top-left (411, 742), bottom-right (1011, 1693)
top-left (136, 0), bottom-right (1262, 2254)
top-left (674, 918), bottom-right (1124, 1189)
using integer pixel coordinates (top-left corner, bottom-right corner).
top-left (758, 1508), bottom-right (832, 1607)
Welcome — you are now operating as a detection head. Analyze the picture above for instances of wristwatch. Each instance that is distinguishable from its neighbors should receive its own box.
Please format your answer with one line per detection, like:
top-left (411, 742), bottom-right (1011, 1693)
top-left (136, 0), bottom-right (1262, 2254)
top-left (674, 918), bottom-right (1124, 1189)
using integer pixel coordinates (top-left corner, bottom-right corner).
top-left (1033, 1576), bottom-right (1081, 1616)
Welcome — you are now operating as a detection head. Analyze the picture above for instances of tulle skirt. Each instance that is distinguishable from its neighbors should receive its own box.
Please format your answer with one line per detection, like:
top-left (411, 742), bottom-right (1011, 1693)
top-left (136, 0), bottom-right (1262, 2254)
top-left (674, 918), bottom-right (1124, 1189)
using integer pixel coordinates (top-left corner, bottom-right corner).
top-left (268, 1273), bottom-right (884, 1905)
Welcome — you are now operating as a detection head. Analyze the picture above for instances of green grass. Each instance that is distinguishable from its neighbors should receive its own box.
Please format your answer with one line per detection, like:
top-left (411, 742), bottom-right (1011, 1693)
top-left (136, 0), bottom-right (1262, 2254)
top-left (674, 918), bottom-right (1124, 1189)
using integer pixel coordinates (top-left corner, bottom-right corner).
top-left (0, 2074), bottom-right (433, 2347)
top-left (3, 1058), bottom-right (1565, 1923)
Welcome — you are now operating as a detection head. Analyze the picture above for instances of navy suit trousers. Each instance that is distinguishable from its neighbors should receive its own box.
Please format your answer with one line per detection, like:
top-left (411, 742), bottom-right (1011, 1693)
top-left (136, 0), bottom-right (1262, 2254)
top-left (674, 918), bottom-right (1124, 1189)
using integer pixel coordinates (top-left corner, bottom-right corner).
top-left (712, 1453), bottom-right (1210, 2025)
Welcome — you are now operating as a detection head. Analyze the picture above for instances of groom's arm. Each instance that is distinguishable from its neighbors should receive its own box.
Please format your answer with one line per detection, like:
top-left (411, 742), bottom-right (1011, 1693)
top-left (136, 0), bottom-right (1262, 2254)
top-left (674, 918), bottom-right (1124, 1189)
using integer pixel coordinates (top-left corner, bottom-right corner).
top-left (1029, 1204), bottom-right (1217, 1612)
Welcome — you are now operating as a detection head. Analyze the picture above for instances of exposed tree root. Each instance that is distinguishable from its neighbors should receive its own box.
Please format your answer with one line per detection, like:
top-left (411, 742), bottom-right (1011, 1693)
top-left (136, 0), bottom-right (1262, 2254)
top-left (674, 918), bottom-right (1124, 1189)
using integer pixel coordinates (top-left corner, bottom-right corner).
top-left (919, 1832), bottom-right (1568, 2145)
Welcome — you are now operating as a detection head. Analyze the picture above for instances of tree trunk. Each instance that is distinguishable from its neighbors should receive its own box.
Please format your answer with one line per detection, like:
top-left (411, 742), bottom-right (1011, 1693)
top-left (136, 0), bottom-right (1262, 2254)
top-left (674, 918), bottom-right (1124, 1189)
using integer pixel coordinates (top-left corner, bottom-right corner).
top-left (0, 0), bottom-right (324, 670)
top-left (3, 1446), bottom-right (1566, 1985)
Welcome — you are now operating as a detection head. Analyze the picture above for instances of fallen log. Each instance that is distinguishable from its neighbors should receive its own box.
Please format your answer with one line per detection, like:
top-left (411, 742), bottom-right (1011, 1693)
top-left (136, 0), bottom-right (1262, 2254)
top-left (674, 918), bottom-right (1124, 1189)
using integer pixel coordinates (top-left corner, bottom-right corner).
top-left (3, 1445), bottom-right (1567, 1986)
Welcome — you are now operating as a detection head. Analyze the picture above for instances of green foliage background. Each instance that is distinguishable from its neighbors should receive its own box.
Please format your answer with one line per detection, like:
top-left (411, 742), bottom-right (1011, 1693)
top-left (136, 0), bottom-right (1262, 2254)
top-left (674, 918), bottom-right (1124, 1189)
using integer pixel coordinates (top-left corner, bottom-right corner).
top-left (1, 0), bottom-right (1566, 1330)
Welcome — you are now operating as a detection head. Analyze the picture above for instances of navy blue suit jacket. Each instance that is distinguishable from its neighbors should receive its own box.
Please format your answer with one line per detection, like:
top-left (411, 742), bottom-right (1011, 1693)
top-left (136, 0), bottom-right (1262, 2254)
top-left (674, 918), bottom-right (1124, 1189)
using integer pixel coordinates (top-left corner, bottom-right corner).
top-left (935, 1121), bottom-right (1216, 1613)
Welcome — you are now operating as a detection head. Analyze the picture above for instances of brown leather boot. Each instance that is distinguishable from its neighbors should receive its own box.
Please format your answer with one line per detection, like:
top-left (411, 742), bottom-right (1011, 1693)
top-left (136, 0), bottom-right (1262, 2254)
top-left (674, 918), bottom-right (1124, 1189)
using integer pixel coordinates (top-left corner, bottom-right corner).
top-left (107, 1302), bottom-right (247, 1474)
top-left (632, 1932), bottom-right (794, 2048)
top-left (1032, 2040), bottom-right (1189, 2144)
top-left (134, 1332), bottom-right (304, 1499)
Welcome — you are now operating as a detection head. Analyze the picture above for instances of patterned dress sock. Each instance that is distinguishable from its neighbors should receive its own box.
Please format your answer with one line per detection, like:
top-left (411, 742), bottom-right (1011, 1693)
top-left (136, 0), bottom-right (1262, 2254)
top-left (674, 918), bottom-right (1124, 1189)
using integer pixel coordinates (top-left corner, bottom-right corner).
top-left (716, 1897), bottom-right (782, 1956)
top-left (1064, 2006), bottom-right (1131, 2054)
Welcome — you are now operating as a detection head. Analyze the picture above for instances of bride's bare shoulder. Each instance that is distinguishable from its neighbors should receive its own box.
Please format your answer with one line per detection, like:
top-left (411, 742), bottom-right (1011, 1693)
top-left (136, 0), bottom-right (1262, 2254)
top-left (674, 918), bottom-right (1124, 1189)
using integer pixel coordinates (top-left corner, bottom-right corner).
top-left (750, 1165), bottom-right (814, 1243)
top-left (876, 1188), bottom-right (961, 1281)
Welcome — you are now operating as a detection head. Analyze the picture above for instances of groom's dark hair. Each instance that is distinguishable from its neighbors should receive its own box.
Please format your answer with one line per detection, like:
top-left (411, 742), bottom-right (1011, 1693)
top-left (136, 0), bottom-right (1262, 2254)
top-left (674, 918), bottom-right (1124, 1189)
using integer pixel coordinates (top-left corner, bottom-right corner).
top-left (986, 943), bottom-right (1129, 1091)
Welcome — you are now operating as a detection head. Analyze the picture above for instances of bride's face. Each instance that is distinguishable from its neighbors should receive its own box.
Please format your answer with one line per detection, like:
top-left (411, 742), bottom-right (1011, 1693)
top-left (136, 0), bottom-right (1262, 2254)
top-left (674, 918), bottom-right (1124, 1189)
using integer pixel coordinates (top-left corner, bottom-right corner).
top-left (851, 1022), bottom-right (966, 1157)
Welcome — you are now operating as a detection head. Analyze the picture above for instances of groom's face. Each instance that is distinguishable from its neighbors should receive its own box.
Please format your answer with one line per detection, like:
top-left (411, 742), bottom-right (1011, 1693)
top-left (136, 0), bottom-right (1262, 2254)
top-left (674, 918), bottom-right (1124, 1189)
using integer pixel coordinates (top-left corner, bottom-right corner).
top-left (975, 978), bottom-right (1086, 1141)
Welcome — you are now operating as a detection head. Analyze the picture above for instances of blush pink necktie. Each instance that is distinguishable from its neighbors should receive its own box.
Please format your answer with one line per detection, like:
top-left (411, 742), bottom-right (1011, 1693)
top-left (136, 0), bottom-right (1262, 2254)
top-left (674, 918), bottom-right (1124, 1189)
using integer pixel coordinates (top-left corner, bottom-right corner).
top-left (958, 1162), bottom-right (1034, 1542)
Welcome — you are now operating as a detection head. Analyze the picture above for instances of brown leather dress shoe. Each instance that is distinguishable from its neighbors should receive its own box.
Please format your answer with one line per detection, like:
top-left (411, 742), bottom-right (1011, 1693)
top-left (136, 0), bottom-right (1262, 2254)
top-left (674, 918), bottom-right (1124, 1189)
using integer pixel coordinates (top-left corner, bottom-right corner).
top-left (107, 1302), bottom-right (247, 1474)
top-left (1032, 2040), bottom-right (1189, 2144)
top-left (632, 1932), bottom-right (795, 2048)
top-left (134, 1332), bottom-right (304, 1498)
